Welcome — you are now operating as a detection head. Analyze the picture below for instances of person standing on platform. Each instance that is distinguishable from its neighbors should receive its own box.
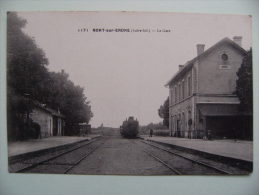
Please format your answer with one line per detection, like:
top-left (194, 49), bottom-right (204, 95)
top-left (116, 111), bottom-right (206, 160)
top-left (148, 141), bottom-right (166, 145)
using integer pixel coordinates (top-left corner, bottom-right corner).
top-left (149, 128), bottom-right (153, 137)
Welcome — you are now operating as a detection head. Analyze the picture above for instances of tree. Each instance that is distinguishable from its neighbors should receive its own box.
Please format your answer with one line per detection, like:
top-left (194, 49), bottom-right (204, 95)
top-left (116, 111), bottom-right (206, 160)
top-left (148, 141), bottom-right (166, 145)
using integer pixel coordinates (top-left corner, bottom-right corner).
top-left (43, 70), bottom-right (93, 135)
top-left (158, 97), bottom-right (169, 128)
top-left (7, 12), bottom-right (49, 100)
top-left (236, 49), bottom-right (253, 113)
top-left (7, 13), bottom-right (93, 139)
top-left (7, 12), bottom-right (49, 140)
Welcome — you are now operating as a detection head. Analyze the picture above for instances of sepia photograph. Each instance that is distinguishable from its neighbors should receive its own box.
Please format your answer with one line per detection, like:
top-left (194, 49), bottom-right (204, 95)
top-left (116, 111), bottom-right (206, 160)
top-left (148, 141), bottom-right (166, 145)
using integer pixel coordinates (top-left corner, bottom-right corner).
top-left (7, 11), bottom-right (253, 175)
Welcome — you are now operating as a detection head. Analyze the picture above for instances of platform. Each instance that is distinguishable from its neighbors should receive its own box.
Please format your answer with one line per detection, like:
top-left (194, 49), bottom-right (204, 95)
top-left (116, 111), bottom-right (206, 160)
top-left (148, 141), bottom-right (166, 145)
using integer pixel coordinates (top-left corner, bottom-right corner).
top-left (8, 135), bottom-right (100, 158)
top-left (142, 136), bottom-right (253, 162)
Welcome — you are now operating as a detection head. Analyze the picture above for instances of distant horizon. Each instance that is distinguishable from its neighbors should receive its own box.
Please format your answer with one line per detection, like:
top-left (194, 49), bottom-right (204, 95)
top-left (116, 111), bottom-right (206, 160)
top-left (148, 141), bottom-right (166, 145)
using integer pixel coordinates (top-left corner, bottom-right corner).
top-left (91, 119), bottom-right (165, 128)
top-left (17, 11), bottom-right (252, 127)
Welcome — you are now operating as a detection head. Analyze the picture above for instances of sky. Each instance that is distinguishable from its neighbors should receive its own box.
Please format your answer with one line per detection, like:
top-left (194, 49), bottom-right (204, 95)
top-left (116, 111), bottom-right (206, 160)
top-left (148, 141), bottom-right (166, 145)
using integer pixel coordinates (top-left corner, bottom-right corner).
top-left (17, 11), bottom-right (252, 128)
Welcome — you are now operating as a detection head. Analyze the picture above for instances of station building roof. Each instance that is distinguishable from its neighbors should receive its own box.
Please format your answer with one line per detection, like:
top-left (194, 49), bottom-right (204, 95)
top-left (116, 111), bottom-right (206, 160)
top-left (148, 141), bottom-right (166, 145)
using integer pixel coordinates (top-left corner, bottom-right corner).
top-left (165, 37), bottom-right (248, 87)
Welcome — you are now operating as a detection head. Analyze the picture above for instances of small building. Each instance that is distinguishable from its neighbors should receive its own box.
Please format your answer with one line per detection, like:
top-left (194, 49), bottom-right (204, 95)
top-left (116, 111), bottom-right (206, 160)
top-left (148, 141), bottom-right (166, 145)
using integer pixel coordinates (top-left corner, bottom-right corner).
top-left (30, 104), bottom-right (65, 138)
top-left (165, 36), bottom-right (251, 139)
top-left (78, 123), bottom-right (91, 136)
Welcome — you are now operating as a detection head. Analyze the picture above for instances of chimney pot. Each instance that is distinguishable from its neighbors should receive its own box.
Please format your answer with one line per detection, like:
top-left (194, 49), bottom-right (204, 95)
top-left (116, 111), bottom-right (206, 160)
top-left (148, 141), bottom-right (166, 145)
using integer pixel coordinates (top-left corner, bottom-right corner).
top-left (179, 64), bottom-right (184, 71)
top-left (233, 36), bottom-right (242, 47)
top-left (196, 44), bottom-right (205, 56)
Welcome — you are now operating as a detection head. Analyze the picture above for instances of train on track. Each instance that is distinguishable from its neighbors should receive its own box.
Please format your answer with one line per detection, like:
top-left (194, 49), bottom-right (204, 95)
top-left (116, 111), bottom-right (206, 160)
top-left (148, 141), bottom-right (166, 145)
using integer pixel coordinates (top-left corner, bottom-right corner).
top-left (120, 116), bottom-right (139, 138)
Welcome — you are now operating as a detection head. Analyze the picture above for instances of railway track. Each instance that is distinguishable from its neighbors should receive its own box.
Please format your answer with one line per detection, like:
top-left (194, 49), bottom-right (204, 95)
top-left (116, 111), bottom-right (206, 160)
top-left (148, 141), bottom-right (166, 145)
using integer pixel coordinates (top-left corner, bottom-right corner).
top-left (63, 141), bottom-right (103, 173)
top-left (141, 140), bottom-right (232, 175)
top-left (9, 136), bottom-right (247, 175)
top-left (12, 137), bottom-right (104, 174)
top-left (144, 150), bottom-right (182, 175)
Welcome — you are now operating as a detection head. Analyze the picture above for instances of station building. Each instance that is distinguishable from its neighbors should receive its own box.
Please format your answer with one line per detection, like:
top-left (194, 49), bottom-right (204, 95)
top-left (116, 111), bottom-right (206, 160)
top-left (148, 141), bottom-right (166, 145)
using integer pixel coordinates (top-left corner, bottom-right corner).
top-left (30, 103), bottom-right (65, 138)
top-left (166, 37), bottom-right (251, 139)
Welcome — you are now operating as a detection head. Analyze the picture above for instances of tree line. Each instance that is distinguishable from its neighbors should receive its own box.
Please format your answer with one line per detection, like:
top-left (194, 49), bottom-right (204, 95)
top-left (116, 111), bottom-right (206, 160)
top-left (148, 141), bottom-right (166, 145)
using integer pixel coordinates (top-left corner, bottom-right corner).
top-left (158, 97), bottom-right (169, 128)
top-left (7, 12), bottom-right (93, 140)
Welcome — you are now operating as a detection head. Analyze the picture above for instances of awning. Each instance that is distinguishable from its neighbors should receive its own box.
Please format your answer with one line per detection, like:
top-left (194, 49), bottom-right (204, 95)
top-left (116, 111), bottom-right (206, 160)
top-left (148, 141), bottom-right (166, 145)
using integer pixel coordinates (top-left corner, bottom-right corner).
top-left (198, 104), bottom-right (240, 116)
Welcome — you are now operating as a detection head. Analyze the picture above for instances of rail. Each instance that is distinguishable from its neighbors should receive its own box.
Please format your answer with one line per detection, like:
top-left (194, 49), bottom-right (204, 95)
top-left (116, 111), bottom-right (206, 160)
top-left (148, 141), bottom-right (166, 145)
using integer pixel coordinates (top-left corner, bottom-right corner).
top-left (141, 140), bottom-right (231, 174)
top-left (15, 137), bottom-right (102, 173)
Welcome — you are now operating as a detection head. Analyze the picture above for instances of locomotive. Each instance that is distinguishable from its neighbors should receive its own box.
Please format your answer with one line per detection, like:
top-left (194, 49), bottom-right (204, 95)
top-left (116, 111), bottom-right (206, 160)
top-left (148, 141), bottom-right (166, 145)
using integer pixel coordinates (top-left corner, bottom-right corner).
top-left (120, 116), bottom-right (139, 138)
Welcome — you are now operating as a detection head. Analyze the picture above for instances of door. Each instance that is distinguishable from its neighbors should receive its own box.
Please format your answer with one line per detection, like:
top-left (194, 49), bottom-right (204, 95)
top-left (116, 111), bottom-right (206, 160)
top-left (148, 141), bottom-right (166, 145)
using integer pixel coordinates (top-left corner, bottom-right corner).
top-left (52, 116), bottom-right (58, 136)
top-left (177, 120), bottom-right (180, 137)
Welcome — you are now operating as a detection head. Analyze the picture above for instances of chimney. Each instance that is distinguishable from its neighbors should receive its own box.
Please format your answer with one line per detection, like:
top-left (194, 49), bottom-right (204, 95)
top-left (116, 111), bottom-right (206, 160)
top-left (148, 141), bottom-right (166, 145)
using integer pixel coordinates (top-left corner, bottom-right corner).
top-left (196, 44), bottom-right (205, 56)
top-left (179, 64), bottom-right (184, 71)
top-left (233, 36), bottom-right (242, 47)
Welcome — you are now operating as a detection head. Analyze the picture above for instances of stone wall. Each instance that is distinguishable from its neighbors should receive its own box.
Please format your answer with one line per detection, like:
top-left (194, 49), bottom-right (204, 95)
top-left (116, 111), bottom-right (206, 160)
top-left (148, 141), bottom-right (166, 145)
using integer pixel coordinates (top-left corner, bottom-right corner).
top-left (30, 108), bottom-right (52, 137)
top-left (169, 96), bottom-right (195, 137)
top-left (198, 43), bottom-right (245, 95)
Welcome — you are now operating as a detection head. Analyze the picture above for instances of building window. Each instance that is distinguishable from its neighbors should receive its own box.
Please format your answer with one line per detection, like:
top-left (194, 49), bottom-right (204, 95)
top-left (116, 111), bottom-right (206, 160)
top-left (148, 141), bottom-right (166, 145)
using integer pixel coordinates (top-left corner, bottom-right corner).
top-left (175, 86), bottom-right (177, 103)
top-left (170, 88), bottom-right (173, 105)
top-left (219, 52), bottom-right (230, 69)
top-left (170, 89), bottom-right (172, 105)
top-left (221, 53), bottom-right (228, 61)
top-left (182, 80), bottom-right (185, 99)
top-left (182, 112), bottom-right (185, 133)
top-left (178, 83), bottom-right (181, 101)
top-left (188, 76), bottom-right (191, 96)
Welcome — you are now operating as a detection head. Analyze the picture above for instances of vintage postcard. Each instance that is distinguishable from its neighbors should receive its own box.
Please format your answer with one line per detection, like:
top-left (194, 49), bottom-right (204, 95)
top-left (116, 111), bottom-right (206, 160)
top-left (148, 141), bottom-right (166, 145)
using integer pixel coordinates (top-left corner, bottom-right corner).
top-left (7, 11), bottom-right (252, 175)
